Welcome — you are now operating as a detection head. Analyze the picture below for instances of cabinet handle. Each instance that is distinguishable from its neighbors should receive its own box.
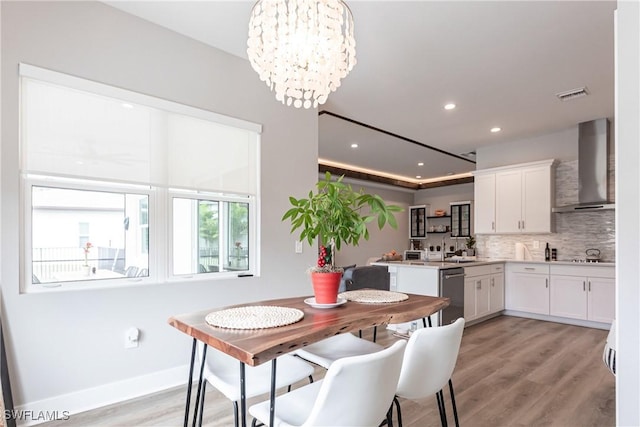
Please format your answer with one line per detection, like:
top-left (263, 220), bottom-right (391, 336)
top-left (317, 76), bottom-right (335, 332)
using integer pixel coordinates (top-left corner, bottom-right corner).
top-left (492, 221), bottom-right (495, 230)
top-left (517, 220), bottom-right (521, 230)
top-left (546, 278), bottom-right (548, 288)
top-left (491, 278), bottom-right (495, 286)
top-left (521, 220), bottom-right (525, 230)
top-left (589, 281), bottom-right (591, 291)
top-left (524, 267), bottom-right (535, 271)
top-left (476, 280), bottom-right (481, 289)
top-left (583, 281), bottom-right (586, 291)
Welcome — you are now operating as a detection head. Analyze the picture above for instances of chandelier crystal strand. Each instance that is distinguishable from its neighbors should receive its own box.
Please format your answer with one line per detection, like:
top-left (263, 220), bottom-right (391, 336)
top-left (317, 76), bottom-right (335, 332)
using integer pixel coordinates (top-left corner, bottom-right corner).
top-left (247, 0), bottom-right (356, 109)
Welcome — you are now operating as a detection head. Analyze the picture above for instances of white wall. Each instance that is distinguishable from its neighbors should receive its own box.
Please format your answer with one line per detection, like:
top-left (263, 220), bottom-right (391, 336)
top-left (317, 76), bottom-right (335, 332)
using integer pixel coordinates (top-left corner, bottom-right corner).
top-left (1, 1), bottom-right (318, 413)
top-left (615, 1), bottom-right (640, 424)
top-left (413, 183), bottom-right (474, 252)
top-left (476, 125), bottom-right (578, 169)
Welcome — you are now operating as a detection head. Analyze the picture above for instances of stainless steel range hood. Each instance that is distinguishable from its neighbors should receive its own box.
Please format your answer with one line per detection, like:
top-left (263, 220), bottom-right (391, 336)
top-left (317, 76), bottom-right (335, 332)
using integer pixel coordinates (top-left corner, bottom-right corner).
top-left (552, 118), bottom-right (615, 213)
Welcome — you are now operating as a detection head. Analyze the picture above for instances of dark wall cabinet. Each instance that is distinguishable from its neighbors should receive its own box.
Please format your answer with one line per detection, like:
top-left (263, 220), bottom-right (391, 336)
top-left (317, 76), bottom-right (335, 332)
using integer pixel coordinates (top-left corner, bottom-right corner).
top-left (409, 205), bottom-right (427, 239)
top-left (450, 202), bottom-right (472, 238)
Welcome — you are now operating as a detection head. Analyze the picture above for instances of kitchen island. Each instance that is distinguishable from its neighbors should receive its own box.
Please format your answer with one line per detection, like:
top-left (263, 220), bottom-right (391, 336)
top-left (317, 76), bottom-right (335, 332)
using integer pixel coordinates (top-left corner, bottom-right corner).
top-left (374, 260), bottom-right (506, 327)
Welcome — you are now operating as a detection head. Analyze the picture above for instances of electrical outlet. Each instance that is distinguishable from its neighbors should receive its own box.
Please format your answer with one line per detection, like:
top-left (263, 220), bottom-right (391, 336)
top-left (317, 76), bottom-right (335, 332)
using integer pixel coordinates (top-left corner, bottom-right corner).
top-left (125, 327), bottom-right (139, 349)
top-left (533, 240), bottom-right (540, 249)
top-left (295, 241), bottom-right (303, 254)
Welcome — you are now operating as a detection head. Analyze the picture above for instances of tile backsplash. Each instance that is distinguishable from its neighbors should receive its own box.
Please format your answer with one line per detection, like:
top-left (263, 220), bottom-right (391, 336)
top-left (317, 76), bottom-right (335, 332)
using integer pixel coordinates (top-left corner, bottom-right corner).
top-left (476, 160), bottom-right (616, 262)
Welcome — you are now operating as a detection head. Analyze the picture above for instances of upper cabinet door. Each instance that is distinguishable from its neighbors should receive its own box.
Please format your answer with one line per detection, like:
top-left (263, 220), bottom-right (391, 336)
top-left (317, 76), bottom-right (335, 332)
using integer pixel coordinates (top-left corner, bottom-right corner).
top-left (521, 166), bottom-right (553, 233)
top-left (495, 169), bottom-right (522, 233)
top-left (450, 202), bottom-right (472, 237)
top-left (474, 174), bottom-right (496, 234)
top-left (409, 205), bottom-right (427, 239)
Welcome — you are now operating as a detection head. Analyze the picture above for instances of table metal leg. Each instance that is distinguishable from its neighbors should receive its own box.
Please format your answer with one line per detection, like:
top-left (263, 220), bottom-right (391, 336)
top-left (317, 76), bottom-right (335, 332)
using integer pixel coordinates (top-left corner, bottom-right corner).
top-left (192, 344), bottom-right (208, 427)
top-left (240, 361), bottom-right (247, 427)
top-left (183, 339), bottom-right (197, 427)
top-left (270, 358), bottom-right (277, 427)
top-left (423, 316), bottom-right (433, 328)
top-left (196, 381), bottom-right (207, 427)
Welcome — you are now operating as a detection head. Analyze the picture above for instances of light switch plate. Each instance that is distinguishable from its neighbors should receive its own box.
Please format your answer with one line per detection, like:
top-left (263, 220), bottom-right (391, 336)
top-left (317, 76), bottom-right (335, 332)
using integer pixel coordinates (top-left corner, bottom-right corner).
top-left (295, 241), bottom-right (303, 254)
top-left (533, 240), bottom-right (540, 249)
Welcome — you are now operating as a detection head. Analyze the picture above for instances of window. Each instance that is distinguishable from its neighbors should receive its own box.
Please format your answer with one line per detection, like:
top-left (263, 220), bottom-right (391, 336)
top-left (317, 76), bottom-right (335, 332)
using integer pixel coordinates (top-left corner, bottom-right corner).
top-left (172, 195), bottom-right (252, 275)
top-left (30, 183), bottom-right (150, 284)
top-left (20, 64), bottom-right (261, 291)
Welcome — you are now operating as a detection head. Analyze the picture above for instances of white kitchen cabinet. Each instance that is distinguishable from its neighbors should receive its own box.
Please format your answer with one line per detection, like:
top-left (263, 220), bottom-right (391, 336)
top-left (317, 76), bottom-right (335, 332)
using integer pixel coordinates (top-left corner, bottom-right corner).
top-left (473, 159), bottom-right (555, 234)
top-left (489, 264), bottom-right (505, 313)
top-left (549, 265), bottom-right (615, 324)
top-left (495, 169), bottom-right (522, 233)
top-left (550, 275), bottom-right (587, 319)
top-left (464, 278), bottom-right (476, 320)
top-left (473, 173), bottom-right (496, 234)
top-left (505, 263), bottom-right (550, 315)
top-left (588, 277), bottom-right (615, 323)
top-left (475, 276), bottom-right (491, 318)
top-left (463, 265), bottom-right (497, 321)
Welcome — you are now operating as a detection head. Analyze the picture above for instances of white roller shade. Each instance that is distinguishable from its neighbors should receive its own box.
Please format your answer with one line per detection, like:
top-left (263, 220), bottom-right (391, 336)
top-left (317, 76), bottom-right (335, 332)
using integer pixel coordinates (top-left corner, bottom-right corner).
top-left (167, 114), bottom-right (258, 194)
top-left (20, 64), bottom-right (260, 195)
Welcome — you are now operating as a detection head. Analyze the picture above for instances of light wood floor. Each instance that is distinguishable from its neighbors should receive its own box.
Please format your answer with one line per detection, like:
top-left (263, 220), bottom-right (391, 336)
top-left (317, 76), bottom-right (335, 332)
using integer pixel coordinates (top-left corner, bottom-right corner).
top-left (42, 316), bottom-right (615, 427)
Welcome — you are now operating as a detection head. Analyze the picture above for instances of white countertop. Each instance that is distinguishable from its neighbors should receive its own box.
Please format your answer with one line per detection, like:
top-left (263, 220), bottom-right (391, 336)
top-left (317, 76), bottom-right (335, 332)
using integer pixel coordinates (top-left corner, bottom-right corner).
top-left (373, 258), bottom-right (615, 269)
top-left (506, 259), bottom-right (615, 267)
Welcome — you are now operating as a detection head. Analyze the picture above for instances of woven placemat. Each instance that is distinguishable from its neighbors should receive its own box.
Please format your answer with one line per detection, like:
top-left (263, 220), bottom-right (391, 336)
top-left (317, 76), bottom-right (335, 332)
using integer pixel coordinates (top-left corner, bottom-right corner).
top-left (338, 290), bottom-right (409, 304)
top-left (205, 306), bottom-right (304, 330)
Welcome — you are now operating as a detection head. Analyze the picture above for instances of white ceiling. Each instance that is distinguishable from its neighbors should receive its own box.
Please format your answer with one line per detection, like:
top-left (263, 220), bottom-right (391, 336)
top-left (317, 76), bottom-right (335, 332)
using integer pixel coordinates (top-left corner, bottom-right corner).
top-left (106, 0), bottom-right (616, 184)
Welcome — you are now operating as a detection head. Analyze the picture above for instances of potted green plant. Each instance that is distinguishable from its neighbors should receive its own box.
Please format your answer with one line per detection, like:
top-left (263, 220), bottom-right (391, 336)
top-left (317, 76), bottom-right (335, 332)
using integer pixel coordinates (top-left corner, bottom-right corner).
top-left (282, 172), bottom-right (403, 303)
top-left (465, 235), bottom-right (476, 256)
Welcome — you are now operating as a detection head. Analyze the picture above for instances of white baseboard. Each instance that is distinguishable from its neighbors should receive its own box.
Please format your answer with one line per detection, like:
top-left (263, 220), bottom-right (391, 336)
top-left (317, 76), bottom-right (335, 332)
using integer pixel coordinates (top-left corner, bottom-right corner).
top-left (503, 310), bottom-right (611, 330)
top-left (14, 364), bottom-right (191, 426)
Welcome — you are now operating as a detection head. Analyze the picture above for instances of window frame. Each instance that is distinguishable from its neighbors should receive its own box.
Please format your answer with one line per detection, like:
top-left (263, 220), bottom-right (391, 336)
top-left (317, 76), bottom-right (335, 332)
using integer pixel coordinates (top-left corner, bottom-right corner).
top-left (22, 176), bottom-right (157, 292)
top-left (19, 64), bottom-right (262, 293)
top-left (167, 189), bottom-right (257, 281)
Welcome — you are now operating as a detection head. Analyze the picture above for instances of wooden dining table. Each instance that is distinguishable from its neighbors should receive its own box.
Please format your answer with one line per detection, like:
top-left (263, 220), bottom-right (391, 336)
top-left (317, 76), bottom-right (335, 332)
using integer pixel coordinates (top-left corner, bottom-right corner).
top-left (168, 292), bottom-right (450, 427)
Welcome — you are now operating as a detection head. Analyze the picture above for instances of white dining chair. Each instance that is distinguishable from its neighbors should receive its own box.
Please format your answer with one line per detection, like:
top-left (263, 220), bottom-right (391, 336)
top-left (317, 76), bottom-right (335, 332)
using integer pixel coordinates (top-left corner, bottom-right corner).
top-left (196, 345), bottom-right (315, 427)
top-left (603, 318), bottom-right (616, 376)
top-left (293, 332), bottom-right (384, 369)
top-left (392, 317), bottom-right (465, 427)
top-left (249, 340), bottom-right (407, 427)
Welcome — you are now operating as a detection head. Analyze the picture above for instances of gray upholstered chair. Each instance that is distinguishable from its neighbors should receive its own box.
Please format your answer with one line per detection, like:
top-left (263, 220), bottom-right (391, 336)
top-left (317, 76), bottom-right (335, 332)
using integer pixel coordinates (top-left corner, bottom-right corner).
top-left (339, 265), bottom-right (390, 292)
top-left (342, 265), bottom-right (390, 341)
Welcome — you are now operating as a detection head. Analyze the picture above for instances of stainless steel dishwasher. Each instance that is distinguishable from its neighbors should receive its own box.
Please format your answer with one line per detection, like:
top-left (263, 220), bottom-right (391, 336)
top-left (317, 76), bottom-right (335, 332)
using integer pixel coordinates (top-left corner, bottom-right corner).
top-left (439, 267), bottom-right (465, 325)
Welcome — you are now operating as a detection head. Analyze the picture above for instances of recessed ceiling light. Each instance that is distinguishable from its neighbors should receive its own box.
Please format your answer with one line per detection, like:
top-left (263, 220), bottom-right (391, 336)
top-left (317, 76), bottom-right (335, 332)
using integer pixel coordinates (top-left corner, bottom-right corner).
top-left (121, 103), bottom-right (134, 109)
top-left (490, 127), bottom-right (502, 133)
top-left (418, 162), bottom-right (424, 166)
top-left (416, 175), bottom-right (422, 179)
top-left (350, 143), bottom-right (358, 148)
top-left (444, 103), bottom-right (456, 110)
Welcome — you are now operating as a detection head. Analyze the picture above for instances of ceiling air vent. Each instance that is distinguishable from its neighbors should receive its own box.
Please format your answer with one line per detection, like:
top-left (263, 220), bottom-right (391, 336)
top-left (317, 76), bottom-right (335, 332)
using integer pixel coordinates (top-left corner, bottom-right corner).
top-left (556, 86), bottom-right (589, 102)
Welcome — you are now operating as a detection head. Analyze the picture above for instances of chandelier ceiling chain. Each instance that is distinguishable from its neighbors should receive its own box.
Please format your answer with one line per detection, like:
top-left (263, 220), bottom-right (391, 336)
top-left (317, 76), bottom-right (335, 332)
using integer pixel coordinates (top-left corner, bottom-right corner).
top-left (247, 0), bottom-right (356, 109)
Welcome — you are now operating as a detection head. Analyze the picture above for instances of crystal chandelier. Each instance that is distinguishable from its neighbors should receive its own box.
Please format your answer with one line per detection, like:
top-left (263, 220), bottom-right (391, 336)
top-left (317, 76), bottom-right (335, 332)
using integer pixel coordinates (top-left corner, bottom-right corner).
top-left (247, 0), bottom-right (356, 109)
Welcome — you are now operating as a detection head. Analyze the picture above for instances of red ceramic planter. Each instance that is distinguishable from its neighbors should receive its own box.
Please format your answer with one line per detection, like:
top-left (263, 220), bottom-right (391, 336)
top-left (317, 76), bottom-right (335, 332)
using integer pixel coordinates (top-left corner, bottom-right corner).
top-left (311, 272), bottom-right (342, 304)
